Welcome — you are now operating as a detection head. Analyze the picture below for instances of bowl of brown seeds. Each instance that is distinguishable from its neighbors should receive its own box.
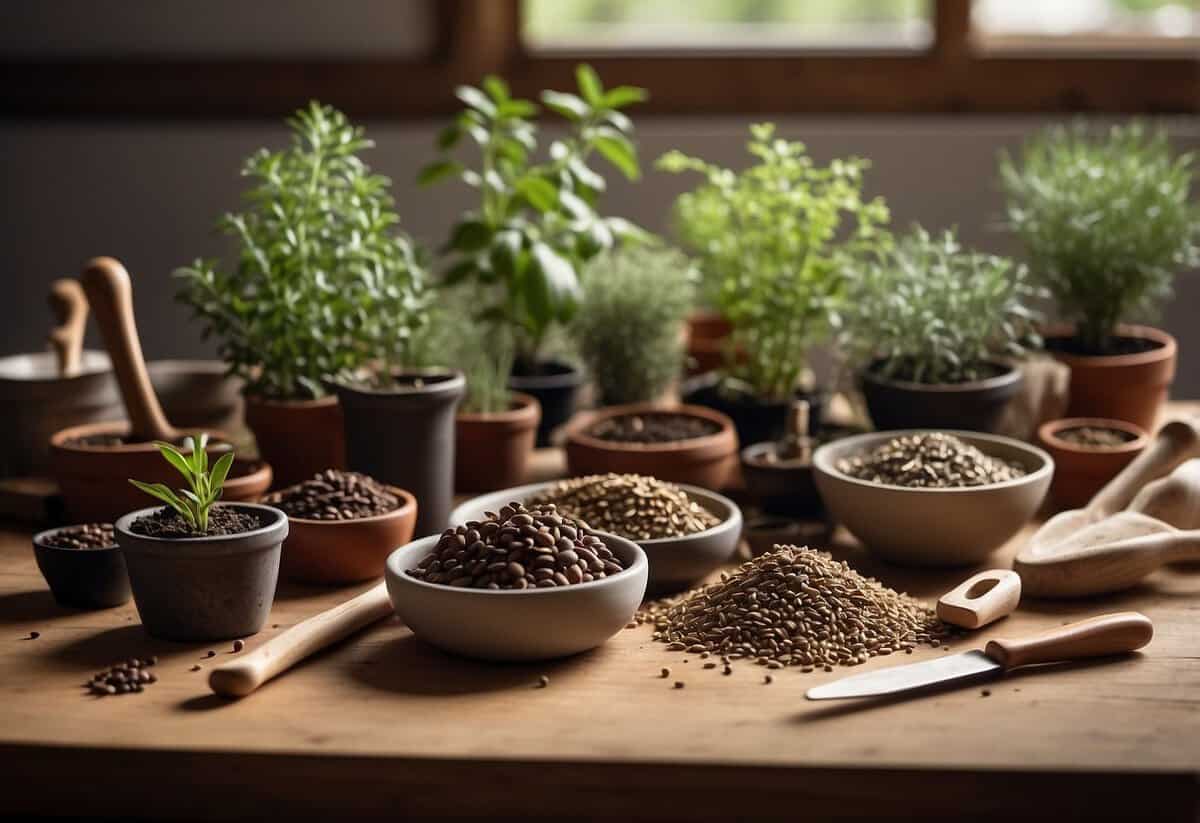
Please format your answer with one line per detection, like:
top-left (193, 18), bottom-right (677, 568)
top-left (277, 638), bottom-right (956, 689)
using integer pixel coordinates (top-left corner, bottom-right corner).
top-left (449, 475), bottom-right (742, 594)
top-left (813, 430), bottom-right (1053, 566)
top-left (33, 522), bottom-right (131, 609)
top-left (385, 501), bottom-right (648, 660)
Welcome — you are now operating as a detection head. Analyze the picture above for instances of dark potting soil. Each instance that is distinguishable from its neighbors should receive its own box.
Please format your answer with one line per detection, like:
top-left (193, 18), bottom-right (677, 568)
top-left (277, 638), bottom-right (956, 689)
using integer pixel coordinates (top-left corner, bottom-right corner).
top-left (129, 506), bottom-right (261, 539)
top-left (42, 523), bottom-right (115, 549)
top-left (1058, 426), bottom-right (1137, 448)
top-left (867, 359), bottom-right (1008, 385)
top-left (269, 469), bottom-right (400, 521)
top-left (1044, 334), bottom-right (1163, 358)
top-left (589, 413), bottom-right (722, 444)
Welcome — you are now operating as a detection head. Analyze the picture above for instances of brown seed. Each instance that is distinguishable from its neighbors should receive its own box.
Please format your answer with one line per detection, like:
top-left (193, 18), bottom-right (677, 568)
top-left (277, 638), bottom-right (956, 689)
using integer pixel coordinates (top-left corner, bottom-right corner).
top-left (660, 667), bottom-right (671, 678)
top-left (536, 675), bottom-right (550, 688)
top-left (232, 639), bottom-right (245, 653)
top-left (673, 681), bottom-right (685, 689)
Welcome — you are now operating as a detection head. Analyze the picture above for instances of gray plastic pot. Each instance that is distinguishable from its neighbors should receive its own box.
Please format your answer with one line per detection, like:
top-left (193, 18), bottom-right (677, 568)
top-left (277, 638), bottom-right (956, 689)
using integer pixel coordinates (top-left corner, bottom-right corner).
top-left (330, 370), bottom-right (466, 538)
top-left (115, 503), bottom-right (287, 641)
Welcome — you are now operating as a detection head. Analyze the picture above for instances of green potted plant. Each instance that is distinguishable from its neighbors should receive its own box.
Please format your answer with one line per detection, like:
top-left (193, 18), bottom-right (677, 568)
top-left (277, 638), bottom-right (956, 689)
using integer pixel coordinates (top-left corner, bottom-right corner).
top-left (419, 65), bottom-right (647, 445)
top-left (176, 101), bottom-right (427, 488)
top-left (1000, 121), bottom-right (1200, 430)
top-left (841, 226), bottom-right (1044, 432)
top-left (116, 435), bottom-right (288, 640)
top-left (660, 123), bottom-right (891, 446)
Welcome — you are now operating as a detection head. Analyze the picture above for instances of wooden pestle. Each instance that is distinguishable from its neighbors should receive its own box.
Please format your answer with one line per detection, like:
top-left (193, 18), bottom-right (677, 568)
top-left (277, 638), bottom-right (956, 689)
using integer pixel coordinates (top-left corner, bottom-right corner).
top-left (80, 257), bottom-right (182, 443)
top-left (47, 278), bottom-right (88, 378)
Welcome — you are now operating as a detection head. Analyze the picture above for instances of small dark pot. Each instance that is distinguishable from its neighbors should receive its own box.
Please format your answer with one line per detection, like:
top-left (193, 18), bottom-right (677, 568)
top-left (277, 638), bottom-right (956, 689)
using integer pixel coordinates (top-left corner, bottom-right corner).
top-left (32, 526), bottom-right (131, 609)
top-left (859, 361), bottom-right (1022, 433)
top-left (331, 370), bottom-right (466, 537)
top-left (509, 359), bottom-right (584, 447)
top-left (681, 372), bottom-right (825, 447)
top-left (115, 503), bottom-right (287, 641)
top-left (740, 442), bottom-right (823, 518)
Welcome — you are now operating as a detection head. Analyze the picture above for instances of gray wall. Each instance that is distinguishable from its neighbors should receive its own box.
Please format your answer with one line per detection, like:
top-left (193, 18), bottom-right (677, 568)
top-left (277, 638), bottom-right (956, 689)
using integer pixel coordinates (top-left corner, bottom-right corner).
top-left (2, 116), bottom-right (1198, 391)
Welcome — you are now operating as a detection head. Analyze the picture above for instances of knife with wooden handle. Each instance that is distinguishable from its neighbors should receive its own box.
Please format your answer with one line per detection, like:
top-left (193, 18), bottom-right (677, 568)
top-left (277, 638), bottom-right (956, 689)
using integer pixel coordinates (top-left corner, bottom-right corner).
top-left (806, 612), bottom-right (1153, 700)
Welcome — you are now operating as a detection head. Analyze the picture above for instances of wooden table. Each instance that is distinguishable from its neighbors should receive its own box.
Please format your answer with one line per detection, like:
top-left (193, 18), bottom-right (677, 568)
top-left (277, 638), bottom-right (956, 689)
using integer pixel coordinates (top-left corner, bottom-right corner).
top-left (1, 452), bottom-right (1198, 821)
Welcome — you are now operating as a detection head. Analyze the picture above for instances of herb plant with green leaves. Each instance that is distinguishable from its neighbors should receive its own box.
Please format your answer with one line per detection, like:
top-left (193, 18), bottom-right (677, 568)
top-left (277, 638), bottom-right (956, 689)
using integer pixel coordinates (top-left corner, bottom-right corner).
top-left (841, 226), bottom-right (1044, 385)
top-left (129, 434), bottom-right (234, 535)
top-left (419, 65), bottom-right (647, 366)
top-left (1000, 121), bottom-right (1200, 354)
top-left (573, 245), bottom-right (697, 406)
top-left (176, 101), bottom-right (428, 400)
top-left (659, 123), bottom-right (891, 403)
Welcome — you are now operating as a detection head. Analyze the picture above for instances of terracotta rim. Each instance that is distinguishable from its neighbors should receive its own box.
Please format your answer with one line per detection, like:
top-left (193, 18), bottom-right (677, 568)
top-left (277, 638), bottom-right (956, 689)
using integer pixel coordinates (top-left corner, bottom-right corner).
top-left (859, 359), bottom-right (1022, 394)
top-left (566, 403), bottom-right (737, 457)
top-left (245, 394), bottom-right (340, 410)
top-left (264, 484), bottom-right (417, 527)
top-left (1044, 324), bottom-right (1177, 368)
top-left (1037, 417), bottom-right (1150, 456)
top-left (456, 392), bottom-right (540, 427)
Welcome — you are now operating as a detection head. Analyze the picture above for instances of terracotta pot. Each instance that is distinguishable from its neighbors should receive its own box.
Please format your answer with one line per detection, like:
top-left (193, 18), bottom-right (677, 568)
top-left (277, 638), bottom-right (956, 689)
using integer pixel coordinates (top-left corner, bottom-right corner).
top-left (244, 394), bottom-right (345, 490)
top-left (265, 485), bottom-right (417, 584)
top-left (859, 360), bottom-right (1023, 434)
top-left (50, 421), bottom-right (272, 522)
top-left (1037, 417), bottom-right (1150, 509)
top-left (508, 359), bottom-right (584, 447)
top-left (685, 310), bottom-right (732, 377)
top-left (115, 502), bottom-right (286, 641)
top-left (681, 372), bottom-right (825, 448)
top-left (454, 393), bottom-right (541, 493)
top-left (1046, 325), bottom-right (1177, 432)
top-left (33, 525), bottom-right (131, 609)
top-left (564, 403), bottom-right (738, 490)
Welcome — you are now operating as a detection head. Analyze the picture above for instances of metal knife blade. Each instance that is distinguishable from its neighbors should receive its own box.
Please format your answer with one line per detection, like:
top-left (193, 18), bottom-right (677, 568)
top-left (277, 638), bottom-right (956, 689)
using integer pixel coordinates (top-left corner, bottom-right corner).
top-left (805, 650), bottom-right (1000, 700)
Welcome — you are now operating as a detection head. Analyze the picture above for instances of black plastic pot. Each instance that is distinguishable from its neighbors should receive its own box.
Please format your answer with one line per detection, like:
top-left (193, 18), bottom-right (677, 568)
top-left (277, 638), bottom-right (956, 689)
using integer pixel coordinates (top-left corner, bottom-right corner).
top-left (115, 503), bottom-right (287, 641)
top-left (739, 442), bottom-right (823, 518)
top-left (33, 526), bottom-right (131, 609)
top-left (331, 370), bottom-right (465, 537)
top-left (509, 359), bottom-right (584, 447)
top-left (680, 372), bottom-right (825, 447)
top-left (859, 361), bottom-right (1022, 434)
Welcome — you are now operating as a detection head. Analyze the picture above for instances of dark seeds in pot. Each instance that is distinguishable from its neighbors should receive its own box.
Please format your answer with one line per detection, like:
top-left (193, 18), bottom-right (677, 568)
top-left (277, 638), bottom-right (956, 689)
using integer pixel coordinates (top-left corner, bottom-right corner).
top-left (128, 506), bottom-right (261, 539)
top-left (530, 474), bottom-right (720, 541)
top-left (42, 523), bottom-right (115, 550)
top-left (1057, 426), bottom-right (1136, 448)
top-left (268, 469), bottom-right (400, 521)
top-left (836, 432), bottom-right (1026, 489)
top-left (589, 413), bottom-right (721, 444)
top-left (406, 501), bottom-right (628, 590)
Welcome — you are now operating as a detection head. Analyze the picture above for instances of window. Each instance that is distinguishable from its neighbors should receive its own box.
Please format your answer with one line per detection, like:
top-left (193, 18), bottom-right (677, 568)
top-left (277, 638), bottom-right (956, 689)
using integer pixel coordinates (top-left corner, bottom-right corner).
top-left (973, 0), bottom-right (1200, 52)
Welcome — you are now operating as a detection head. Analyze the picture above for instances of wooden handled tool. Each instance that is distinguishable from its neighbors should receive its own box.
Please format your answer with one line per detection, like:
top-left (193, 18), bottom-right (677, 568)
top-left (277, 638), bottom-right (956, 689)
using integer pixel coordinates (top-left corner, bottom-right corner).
top-left (1128, 459), bottom-right (1200, 530)
top-left (936, 569), bottom-right (1021, 630)
top-left (80, 257), bottom-right (181, 443)
top-left (209, 583), bottom-right (394, 698)
top-left (47, 278), bottom-right (88, 378)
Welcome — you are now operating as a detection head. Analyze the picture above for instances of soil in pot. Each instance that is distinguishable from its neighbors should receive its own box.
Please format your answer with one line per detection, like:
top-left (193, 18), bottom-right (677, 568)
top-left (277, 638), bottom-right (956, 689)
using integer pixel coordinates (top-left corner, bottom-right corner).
top-left (681, 373), bottom-right (824, 447)
top-left (508, 359), bottom-right (583, 447)
top-left (33, 522), bottom-right (131, 609)
top-left (128, 506), bottom-right (262, 539)
top-left (588, 412), bottom-right (722, 444)
top-left (859, 360), bottom-right (1022, 434)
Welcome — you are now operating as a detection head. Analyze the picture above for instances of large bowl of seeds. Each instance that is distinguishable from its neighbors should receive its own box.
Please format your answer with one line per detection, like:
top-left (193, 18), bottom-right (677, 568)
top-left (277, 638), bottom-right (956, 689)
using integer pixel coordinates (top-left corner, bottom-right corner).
top-left (813, 430), bottom-right (1053, 566)
top-left (449, 475), bottom-right (742, 594)
top-left (385, 502), bottom-right (648, 660)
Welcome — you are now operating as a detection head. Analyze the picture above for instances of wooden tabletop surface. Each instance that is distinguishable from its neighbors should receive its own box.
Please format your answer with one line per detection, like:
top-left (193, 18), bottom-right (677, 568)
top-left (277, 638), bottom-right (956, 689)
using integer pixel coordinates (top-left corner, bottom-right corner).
top-left (1, 448), bottom-right (1199, 820)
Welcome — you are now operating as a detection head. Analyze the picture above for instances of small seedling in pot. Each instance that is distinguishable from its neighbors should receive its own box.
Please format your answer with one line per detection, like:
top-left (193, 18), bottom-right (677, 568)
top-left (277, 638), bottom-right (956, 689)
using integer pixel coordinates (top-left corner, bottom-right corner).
top-left (128, 434), bottom-right (234, 535)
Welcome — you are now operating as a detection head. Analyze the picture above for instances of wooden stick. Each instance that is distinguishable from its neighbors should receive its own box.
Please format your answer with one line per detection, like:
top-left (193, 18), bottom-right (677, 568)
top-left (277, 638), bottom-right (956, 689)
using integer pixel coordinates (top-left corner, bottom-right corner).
top-left (46, 278), bottom-right (88, 378)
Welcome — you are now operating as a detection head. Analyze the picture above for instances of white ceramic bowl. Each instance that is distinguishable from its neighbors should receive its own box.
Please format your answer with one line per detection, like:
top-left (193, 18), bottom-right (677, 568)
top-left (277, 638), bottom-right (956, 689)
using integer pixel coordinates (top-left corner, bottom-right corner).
top-left (384, 532), bottom-right (648, 661)
top-left (449, 481), bottom-right (742, 593)
top-left (813, 429), bottom-right (1054, 567)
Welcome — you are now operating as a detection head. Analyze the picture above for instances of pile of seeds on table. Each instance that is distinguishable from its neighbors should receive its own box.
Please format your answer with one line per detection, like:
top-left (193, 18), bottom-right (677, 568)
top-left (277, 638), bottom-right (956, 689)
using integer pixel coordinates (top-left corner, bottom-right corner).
top-left (407, 501), bottom-right (627, 590)
top-left (270, 469), bottom-right (400, 520)
top-left (836, 432), bottom-right (1026, 488)
top-left (86, 657), bottom-right (158, 696)
top-left (589, 413), bottom-right (721, 444)
top-left (645, 546), bottom-right (954, 671)
top-left (529, 473), bottom-right (720, 541)
top-left (42, 523), bottom-right (115, 549)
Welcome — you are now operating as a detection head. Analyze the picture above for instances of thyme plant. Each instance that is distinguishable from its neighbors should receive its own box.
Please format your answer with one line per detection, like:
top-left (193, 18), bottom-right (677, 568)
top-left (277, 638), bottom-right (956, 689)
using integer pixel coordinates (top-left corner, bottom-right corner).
top-left (176, 102), bottom-right (428, 400)
top-left (659, 123), bottom-right (891, 403)
top-left (1000, 121), bottom-right (1200, 354)
top-left (129, 434), bottom-right (234, 534)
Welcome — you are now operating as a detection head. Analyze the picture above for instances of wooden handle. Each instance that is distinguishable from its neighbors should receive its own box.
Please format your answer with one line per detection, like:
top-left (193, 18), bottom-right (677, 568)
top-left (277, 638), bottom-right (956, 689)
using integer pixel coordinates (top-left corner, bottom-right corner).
top-left (209, 582), bottom-right (393, 698)
top-left (80, 257), bottom-right (178, 442)
top-left (984, 612), bottom-right (1153, 669)
top-left (936, 569), bottom-right (1021, 630)
top-left (47, 278), bottom-right (88, 378)
top-left (1016, 529), bottom-right (1200, 597)
top-left (1088, 419), bottom-right (1200, 518)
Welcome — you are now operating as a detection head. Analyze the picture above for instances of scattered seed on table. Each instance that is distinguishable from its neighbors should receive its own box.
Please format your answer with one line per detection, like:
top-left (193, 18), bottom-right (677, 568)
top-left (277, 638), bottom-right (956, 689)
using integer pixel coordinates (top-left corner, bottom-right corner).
top-left (206, 650), bottom-right (216, 658)
top-left (536, 675), bottom-right (550, 688)
top-left (232, 639), bottom-right (245, 653)
top-left (722, 665), bottom-right (732, 676)
top-left (86, 659), bottom-right (161, 697)
top-left (673, 681), bottom-right (685, 689)
top-left (26, 631), bottom-right (40, 640)
top-left (981, 689), bottom-right (991, 697)
top-left (660, 667), bottom-right (671, 678)
top-left (703, 662), bottom-right (717, 669)
top-left (625, 622), bottom-right (638, 629)
top-left (190, 665), bottom-right (201, 672)
top-left (763, 675), bottom-right (773, 685)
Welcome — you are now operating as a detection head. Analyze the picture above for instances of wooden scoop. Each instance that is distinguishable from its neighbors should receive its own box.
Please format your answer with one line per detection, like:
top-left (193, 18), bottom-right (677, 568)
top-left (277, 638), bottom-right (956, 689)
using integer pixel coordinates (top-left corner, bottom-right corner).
top-left (47, 278), bottom-right (88, 378)
top-left (80, 257), bottom-right (182, 443)
top-left (1128, 459), bottom-right (1200, 531)
top-left (1029, 418), bottom-right (1200, 553)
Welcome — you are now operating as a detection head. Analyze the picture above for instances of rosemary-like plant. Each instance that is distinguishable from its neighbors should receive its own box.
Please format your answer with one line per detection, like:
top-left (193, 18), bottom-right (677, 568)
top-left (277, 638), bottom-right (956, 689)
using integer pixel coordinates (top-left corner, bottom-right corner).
top-left (129, 434), bottom-right (234, 535)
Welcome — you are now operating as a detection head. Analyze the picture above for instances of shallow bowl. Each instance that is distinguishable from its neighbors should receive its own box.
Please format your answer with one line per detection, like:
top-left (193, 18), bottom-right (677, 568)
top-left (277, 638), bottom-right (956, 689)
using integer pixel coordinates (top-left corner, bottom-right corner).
top-left (813, 429), bottom-right (1053, 567)
top-left (384, 532), bottom-right (647, 661)
top-left (32, 524), bottom-right (130, 609)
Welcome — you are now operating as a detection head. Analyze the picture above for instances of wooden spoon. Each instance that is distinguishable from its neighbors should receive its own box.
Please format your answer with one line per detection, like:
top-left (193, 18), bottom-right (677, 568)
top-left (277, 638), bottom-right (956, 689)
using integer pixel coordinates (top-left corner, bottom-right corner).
top-left (47, 278), bottom-right (88, 378)
top-left (80, 257), bottom-right (182, 443)
top-left (1128, 459), bottom-right (1200, 531)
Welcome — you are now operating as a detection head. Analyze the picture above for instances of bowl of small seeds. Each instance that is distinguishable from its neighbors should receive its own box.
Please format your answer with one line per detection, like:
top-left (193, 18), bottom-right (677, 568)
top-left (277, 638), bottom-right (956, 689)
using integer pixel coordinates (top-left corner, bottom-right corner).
top-left (385, 501), bottom-right (648, 660)
top-left (263, 469), bottom-right (417, 584)
top-left (449, 473), bottom-right (742, 594)
top-left (32, 522), bottom-right (131, 609)
top-left (813, 430), bottom-right (1053, 566)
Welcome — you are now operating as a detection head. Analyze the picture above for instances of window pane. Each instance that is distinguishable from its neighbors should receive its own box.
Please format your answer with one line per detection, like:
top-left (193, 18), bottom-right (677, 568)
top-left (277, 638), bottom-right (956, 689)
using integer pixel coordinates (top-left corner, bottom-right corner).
top-left (523, 0), bottom-right (933, 51)
top-left (972, 0), bottom-right (1200, 51)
